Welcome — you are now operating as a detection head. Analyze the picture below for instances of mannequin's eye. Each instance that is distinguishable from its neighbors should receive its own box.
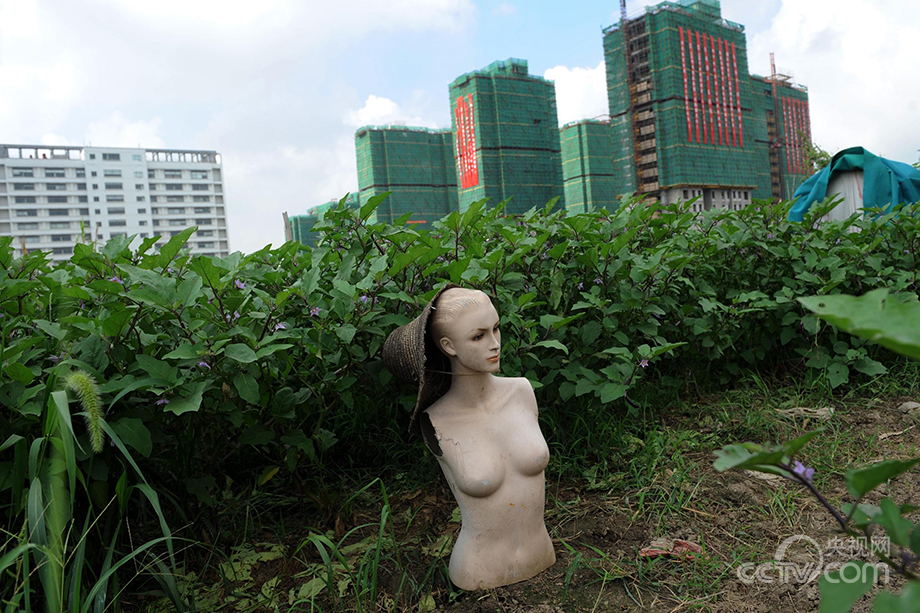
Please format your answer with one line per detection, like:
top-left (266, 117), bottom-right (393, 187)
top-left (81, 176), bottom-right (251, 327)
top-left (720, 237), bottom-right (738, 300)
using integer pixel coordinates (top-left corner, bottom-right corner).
top-left (473, 333), bottom-right (484, 341)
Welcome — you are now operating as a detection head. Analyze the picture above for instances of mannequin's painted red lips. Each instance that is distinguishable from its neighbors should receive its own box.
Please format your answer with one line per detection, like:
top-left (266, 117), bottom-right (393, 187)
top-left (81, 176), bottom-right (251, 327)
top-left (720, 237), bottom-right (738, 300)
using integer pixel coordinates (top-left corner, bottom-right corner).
top-left (487, 355), bottom-right (500, 363)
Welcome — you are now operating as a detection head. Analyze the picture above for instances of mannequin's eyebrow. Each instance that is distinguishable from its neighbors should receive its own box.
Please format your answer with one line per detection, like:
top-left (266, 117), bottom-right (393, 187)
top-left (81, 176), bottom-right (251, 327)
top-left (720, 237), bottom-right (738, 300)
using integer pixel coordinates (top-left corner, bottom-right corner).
top-left (470, 320), bottom-right (500, 332)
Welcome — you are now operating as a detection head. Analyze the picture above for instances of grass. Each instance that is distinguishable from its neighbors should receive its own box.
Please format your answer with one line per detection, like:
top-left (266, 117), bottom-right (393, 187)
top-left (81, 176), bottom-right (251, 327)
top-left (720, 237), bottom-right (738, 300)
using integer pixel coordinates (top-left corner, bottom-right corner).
top-left (137, 363), bottom-right (920, 612)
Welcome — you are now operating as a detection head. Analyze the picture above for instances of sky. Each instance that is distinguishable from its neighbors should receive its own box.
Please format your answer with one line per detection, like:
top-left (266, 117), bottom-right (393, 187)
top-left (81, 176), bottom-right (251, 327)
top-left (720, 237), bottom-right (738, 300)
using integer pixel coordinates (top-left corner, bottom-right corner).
top-left (1, 0), bottom-right (918, 254)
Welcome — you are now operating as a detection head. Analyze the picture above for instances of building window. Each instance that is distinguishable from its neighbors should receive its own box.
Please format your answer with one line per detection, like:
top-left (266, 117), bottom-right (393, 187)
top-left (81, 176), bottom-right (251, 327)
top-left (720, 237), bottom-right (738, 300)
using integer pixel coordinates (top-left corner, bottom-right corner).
top-left (79, 208), bottom-right (89, 215)
top-left (106, 195), bottom-right (125, 203)
top-left (46, 183), bottom-right (67, 191)
top-left (191, 184), bottom-right (209, 191)
top-left (17, 222), bottom-right (39, 230)
top-left (190, 170), bottom-right (208, 179)
top-left (198, 229), bottom-right (213, 236)
top-left (92, 184), bottom-right (98, 189)
top-left (193, 207), bottom-right (210, 213)
top-left (89, 154), bottom-right (95, 159)
top-left (102, 153), bottom-right (120, 161)
top-left (104, 182), bottom-right (123, 190)
top-left (136, 196), bottom-right (146, 202)
top-left (166, 196), bottom-right (184, 202)
top-left (52, 247), bottom-right (72, 255)
top-left (103, 169), bottom-right (122, 177)
top-left (194, 218), bottom-right (211, 225)
top-left (147, 170), bottom-right (156, 179)
top-left (164, 170), bottom-right (182, 179)
top-left (50, 221), bottom-right (71, 229)
top-left (93, 197), bottom-right (99, 202)
top-left (78, 196), bottom-right (88, 203)
top-left (14, 196), bottom-right (36, 203)
top-left (135, 184), bottom-right (144, 190)
top-left (137, 208), bottom-right (146, 214)
top-left (16, 210), bottom-right (38, 217)
top-left (91, 171), bottom-right (97, 177)
top-left (197, 241), bottom-right (214, 248)
top-left (131, 154), bottom-right (142, 161)
top-left (45, 168), bottom-right (66, 178)
top-left (192, 195), bottom-right (210, 202)
top-left (48, 209), bottom-right (69, 216)
top-left (134, 170), bottom-right (144, 178)
top-left (150, 196), bottom-right (158, 202)
top-left (151, 208), bottom-right (159, 214)
top-left (111, 232), bottom-right (127, 237)
top-left (152, 220), bottom-right (160, 226)
top-left (76, 169), bottom-right (85, 178)
top-left (13, 183), bottom-right (35, 190)
top-left (12, 168), bottom-right (34, 177)
top-left (139, 220), bottom-right (148, 226)
top-left (167, 207), bottom-right (184, 214)
top-left (51, 234), bottom-right (71, 242)
top-left (25, 236), bottom-right (41, 244)
top-left (48, 196), bottom-right (68, 203)
top-left (109, 220), bottom-right (127, 227)
top-left (165, 184), bottom-right (183, 191)
top-left (76, 183), bottom-right (86, 190)
top-left (744, 191), bottom-right (749, 199)
top-left (169, 219), bottom-right (186, 226)
top-left (107, 207), bottom-right (125, 214)
top-left (139, 232), bottom-right (148, 237)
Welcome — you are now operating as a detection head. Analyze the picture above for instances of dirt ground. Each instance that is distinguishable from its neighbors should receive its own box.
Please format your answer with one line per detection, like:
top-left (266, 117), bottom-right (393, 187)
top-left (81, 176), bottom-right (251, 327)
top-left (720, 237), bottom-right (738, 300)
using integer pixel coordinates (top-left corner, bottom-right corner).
top-left (150, 394), bottom-right (920, 612)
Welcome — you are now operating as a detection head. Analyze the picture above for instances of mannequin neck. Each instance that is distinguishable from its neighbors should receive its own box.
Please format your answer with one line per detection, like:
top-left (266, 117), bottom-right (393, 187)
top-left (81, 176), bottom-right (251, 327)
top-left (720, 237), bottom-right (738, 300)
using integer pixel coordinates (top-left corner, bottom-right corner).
top-left (446, 369), bottom-right (499, 411)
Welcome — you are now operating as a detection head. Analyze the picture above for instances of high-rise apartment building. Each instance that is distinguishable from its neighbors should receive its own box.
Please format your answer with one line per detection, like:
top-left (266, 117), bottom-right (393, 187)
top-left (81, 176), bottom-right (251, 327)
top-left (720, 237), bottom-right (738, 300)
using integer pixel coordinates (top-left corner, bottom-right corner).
top-left (0, 144), bottom-right (229, 260)
top-left (449, 59), bottom-right (564, 214)
top-left (560, 119), bottom-right (618, 214)
top-left (603, 0), bottom-right (811, 208)
top-left (354, 127), bottom-right (457, 225)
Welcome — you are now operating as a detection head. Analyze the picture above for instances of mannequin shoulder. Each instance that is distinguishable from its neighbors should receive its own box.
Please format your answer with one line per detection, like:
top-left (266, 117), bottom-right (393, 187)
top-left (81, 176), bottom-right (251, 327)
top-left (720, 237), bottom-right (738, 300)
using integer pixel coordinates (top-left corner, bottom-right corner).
top-left (500, 376), bottom-right (537, 396)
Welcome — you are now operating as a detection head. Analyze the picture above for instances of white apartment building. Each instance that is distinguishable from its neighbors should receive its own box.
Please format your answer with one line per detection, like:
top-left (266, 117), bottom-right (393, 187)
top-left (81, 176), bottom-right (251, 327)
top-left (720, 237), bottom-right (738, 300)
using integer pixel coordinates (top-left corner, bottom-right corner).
top-left (0, 144), bottom-right (229, 261)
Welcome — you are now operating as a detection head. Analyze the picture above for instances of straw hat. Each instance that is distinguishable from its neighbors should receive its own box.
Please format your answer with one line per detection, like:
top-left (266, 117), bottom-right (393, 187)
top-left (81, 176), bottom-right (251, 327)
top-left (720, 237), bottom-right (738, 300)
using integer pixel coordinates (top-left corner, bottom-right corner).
top-left (383, 283), bottom-right (459, 434)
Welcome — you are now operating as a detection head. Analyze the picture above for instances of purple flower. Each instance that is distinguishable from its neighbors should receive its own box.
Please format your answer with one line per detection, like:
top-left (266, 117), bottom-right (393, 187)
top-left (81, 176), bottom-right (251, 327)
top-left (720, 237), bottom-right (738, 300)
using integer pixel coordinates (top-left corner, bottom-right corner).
top-left (48, 354), bottom-right (61, 364)
top-left (155, 397), bottom-right (169, 406)
top-left (234, 279), bottom-right (246, 289)
top-left (224, 311), bottom-right (241, 324)
top-left (109, 276), bottom-right (124, 285)
top-left (274, 322), bottom-right (287, 331)
top-left (594, 277), bottom-right (603, 285)
top-left (359, 295), bottom-right (369, 304)
top-left (639, 359), bottom-right (649, 368)
top-left (577, 282), bottom-right (584, 290)
top-left (309, 306), bottom-right (320, 317)
top-left (767, 233), bottom-right (776, 239)
top-left (791, 460), bottom-right (815, 483)
top-left (167, 267), bottom-right (175, 274)
top-left (197, 361), bottom-right (211, 369)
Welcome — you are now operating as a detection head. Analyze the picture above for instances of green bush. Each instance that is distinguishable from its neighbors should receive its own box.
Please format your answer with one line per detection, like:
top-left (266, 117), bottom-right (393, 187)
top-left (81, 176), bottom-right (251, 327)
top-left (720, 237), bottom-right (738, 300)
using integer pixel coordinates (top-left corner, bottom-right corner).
top-left (2, 196), bottom-right (919, 604)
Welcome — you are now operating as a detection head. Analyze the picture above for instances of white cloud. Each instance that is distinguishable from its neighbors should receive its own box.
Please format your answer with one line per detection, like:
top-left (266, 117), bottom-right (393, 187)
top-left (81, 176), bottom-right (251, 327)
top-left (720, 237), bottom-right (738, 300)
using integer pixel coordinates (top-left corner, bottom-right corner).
top-left (543, 61), bottom-right (608, 125)
top-left (746, 0), bottom-right (920, 163)
top-left (345, 95), bottom-right (437, 129)
top-left (494, 3), bottom-right (517, 16)
top-left (85, 112), bottom-right (166, 148)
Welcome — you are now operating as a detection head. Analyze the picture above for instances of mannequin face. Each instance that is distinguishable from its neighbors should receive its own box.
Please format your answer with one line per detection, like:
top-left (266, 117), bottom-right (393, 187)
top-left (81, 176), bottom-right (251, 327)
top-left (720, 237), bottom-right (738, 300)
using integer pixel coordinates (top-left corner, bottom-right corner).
top-left (437, 298), bottom-right (501, 375)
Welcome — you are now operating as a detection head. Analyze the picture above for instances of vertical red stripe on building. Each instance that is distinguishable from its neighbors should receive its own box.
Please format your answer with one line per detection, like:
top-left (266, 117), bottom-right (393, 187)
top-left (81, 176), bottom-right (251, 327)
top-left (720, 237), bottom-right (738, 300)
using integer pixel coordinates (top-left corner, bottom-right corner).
top-left (718, 37), bottom-right (731, 146)
top-left (781, 98), bottom-right (791, 174)
top-left (694, 31), bottom-right (708, 144)
top-left (702, 33), bottom-right (715, 144)
top-left (679, 27), bottom-right (693, 142)
top-left (688, 28), bottom-right (700, 143)
top-left (709, 34), bottom-right (724, 145)
top-left (730, 42), bottom-right (743, 147)
top-left (455, 94), bottom-right (479, 188)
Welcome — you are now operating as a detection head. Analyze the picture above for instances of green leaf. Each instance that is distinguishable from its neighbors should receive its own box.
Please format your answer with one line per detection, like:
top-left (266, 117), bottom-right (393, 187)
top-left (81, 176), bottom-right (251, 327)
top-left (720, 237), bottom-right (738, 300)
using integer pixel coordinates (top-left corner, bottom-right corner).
top-left (154, 227), bottom-right (197, 268)
top-left (799, 290), bottom-right (920, 359)
top-left (110, 418), bottom-right (153, 457)
top-left (852, 357), bottom-right (887, 377)
top-left (872, 580), bottom-right (920, 612)
top-left (875, 498), bottom-right (914, 547)
top-left (135, 354), bottom-right (178, 383)
top-left (534, 340), bottom-right (568, 355)
top-left (234, 375), bottom-right (260, 404)
top-left (818, 561), bottom-right (876, 613)
top-left (335, 325), bottom-right (357, 344)
top-left (162, 344), bottom-right (206, 359)
top-left (827, 362), bottom-right (849, 388)
top-left (598, 383), bottom-right (626, 403)
top-left (165, 381), bottom-right (207, 415)
top-left (224, 343), bottom-right (258, 363)
top-left (4, 362), bottom-right (34, 385)
top-left (255, 344), bottom-right (293, 359)
top-left (846, 458), bottom-right (920, 499)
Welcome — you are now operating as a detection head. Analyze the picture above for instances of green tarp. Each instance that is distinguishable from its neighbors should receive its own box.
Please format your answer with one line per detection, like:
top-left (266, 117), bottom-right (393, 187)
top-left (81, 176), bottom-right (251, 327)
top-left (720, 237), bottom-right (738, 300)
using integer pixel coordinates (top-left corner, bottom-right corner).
top-left (788, 146), bottom-right (920, 221)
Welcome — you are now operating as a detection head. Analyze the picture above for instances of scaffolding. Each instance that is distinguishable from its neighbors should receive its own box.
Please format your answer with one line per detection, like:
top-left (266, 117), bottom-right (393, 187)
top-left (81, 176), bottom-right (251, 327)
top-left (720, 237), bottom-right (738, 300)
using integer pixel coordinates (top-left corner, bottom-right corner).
top-left (449, 58), bottom-right (564, 213)
top-left (560, 120), bottom-right (619, 213)
top-left (354, 126), bottom-right (457, 225)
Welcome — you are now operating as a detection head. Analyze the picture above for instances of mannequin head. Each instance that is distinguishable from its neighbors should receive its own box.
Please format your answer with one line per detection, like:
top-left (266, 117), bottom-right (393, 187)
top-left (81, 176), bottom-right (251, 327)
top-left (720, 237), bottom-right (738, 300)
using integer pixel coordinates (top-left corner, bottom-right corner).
top-left (430, 288), bottom-right (501, 375)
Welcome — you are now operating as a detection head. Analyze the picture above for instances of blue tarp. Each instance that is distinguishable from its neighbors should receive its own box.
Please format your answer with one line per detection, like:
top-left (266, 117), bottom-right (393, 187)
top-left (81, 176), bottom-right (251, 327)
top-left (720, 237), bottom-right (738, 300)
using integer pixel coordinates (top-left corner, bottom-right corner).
top-left (787, 146), bottom-right (920, 221)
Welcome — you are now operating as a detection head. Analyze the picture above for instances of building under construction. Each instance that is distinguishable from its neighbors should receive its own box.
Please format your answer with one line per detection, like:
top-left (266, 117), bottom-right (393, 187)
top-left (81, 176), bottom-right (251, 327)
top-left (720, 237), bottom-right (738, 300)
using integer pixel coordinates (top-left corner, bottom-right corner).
top-left (603, 0), bottom-right (811, 208)
top-left (448, 59), bottom-right (564, 214)
top-left (289, 0), bottom-right (812, 239)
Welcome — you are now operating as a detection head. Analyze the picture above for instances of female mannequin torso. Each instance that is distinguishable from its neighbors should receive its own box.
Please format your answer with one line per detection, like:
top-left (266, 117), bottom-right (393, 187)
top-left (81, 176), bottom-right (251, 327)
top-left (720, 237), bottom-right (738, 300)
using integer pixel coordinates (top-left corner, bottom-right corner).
top-left (420, 289), bottom-right (555, 590)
